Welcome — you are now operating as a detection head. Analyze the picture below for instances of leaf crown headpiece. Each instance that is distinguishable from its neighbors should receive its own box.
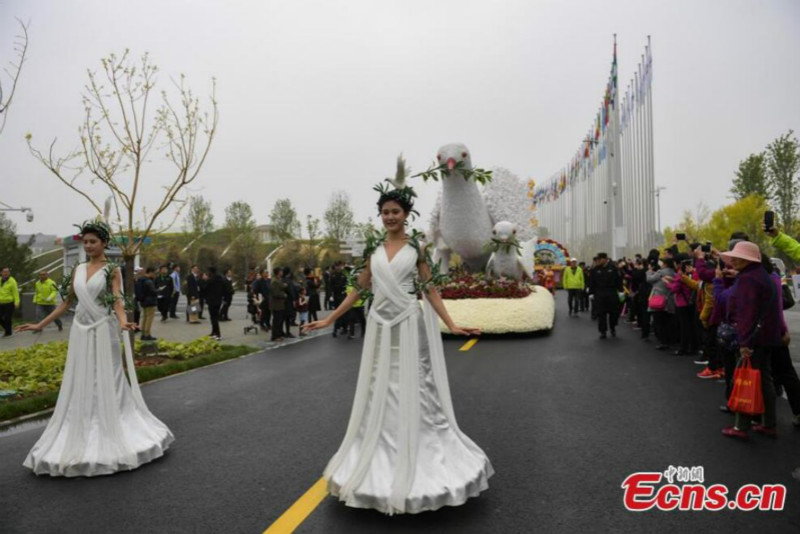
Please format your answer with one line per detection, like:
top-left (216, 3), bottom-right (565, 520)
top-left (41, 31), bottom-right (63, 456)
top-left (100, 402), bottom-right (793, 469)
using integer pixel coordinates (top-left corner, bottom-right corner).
top-left (374, 155), bottom-right (419, 220)
top-left (75, 219), bottom-right (112, 245)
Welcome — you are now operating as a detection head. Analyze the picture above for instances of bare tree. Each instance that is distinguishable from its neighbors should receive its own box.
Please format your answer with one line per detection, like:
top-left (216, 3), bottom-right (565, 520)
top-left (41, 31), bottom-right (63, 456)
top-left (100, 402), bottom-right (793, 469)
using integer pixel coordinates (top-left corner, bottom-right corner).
top-left (0, 18), bottom-right (29, 135)
top-left (27, 50), bottom-right (218, 292)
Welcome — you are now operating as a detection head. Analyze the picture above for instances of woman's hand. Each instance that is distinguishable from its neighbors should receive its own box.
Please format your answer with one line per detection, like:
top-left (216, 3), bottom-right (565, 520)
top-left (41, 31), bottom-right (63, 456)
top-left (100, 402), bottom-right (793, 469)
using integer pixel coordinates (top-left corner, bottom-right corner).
top-left (449, 325), bottom-right (481, 336)
top-left (15, 323), bottom-right (43, 333)
top-left (120, 321), bottom-right (138, 332)
top-left (762, 223), bottom-right (779, 237)
top-left (301, 318), bottom-right (332, 334)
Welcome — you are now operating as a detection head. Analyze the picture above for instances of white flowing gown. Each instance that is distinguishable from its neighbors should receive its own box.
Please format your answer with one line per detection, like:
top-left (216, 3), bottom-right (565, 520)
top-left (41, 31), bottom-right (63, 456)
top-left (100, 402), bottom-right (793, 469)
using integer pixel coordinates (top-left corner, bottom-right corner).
top-left (325, 243), bottom-right (493, 514)
top-left (23, 263), bottom-right (174, 477)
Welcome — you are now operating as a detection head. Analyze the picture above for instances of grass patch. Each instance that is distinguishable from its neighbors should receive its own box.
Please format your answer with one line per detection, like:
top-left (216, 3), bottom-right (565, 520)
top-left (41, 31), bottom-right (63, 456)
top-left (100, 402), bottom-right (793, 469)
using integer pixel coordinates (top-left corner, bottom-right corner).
top-left (0, 344), bottom-right (257, 423)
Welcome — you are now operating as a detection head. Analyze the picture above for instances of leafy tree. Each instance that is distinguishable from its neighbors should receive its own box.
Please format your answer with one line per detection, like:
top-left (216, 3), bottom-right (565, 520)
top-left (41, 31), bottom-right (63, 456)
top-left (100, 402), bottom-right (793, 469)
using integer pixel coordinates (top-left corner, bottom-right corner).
top-left (324, 190), bottom-right (355, 241)
top-left (660, 203), bottom-right (710, 250)
top-left (306, 215), bottom-right (321, 244)
top-left (0, 213), bottom-right (35, 286)
top-left (183, 195), bottom-right (214, 235)
top-left (195, 246), bottom-right (219, 271)
top-left (703, 195), bottom-right (773, 253)
top-left (224, 201), bottom-right (258, 276)
top-left (766, 130), bottom-right (800, 232)
top-left (730, 153), bottom-right (768, 200)
top-left (27, 50), bottom-right (218, 295)
top-left (269, 198), bottom-right (300, 242)
top-left (0, 18), bottom-right (29, 136)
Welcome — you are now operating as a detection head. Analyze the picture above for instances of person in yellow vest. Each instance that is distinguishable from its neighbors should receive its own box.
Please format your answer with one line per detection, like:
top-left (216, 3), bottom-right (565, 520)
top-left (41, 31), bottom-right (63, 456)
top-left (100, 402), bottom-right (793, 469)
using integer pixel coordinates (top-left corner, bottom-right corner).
top-left (0, 267), bottom-right (20, 337)
top-left (562, 258), bottom-right (585, 317)
top-left (345, 282), bottom-right (366, 340)
top-left (34, 270), bottom-right (63, 331)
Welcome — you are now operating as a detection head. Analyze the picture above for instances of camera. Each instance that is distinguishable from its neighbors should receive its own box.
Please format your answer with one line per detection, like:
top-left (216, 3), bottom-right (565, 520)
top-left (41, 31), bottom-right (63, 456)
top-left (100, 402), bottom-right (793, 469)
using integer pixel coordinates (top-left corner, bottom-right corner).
top-left (701, 243), bottom-right (711, 253)
top-left (676, 232), bottom-right (686, 241)
top-left (25, 212), bottom-right (33, 222)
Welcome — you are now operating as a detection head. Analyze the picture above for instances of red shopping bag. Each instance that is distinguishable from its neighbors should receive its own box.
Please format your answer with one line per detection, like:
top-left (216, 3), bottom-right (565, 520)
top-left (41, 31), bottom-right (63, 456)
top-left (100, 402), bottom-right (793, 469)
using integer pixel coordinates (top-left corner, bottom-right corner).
top-left (727, 356), bottom-right (764, 415)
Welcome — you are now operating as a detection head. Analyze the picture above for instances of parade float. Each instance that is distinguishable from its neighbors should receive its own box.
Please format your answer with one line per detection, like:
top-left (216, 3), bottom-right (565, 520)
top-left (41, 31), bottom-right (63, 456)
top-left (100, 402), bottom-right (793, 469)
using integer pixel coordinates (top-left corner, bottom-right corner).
top-left (421, 144), bottom-right (555, 334)
top-left (533, 238), bottom-right (571, 288)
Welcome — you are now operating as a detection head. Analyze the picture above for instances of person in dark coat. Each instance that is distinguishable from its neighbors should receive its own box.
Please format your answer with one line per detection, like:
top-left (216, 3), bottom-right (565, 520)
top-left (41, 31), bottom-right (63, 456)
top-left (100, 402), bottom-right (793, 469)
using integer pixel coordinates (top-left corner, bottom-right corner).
top-left (304, 267), bottom-right (321, 322)
top-left (630, 258), bottom-right (650, 339)
top-left (269, 267), bottom-right (287, 342)
top-left (204, 266), bottom-right (225, 339)
top-left (139, 267), bottom-right (159, 341)
top-left (329, 262), bottom-right (348, 337)
top-left (252, 269), bottom-right (271, 330)
top-left (155, 265), bottom-right (174, 322)
top-left (323, 266), bottom-right (332, 310)
top-left (589, 252), bottom-right (623, 339)
top-left (282, 267), bottom-right (298, 337)
top-left (220, 268), bottom-right (235, 321)
top-left (186, 265), bottom-right (204, 321)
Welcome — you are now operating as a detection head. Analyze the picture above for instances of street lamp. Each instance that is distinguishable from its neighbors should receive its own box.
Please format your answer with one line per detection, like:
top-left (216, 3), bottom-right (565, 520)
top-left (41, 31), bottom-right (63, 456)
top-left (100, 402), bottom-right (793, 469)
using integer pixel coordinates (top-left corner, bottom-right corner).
top-left (0, 201), bottom-right (33, 222)
top-left (653, 186), bottom-right (666, 233)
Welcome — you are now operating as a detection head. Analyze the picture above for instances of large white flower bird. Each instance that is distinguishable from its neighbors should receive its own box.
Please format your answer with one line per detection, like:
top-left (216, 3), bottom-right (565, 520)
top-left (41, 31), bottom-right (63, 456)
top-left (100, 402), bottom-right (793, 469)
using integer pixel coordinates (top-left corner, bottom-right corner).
top-left (428, 143), bottom-right (537, 272)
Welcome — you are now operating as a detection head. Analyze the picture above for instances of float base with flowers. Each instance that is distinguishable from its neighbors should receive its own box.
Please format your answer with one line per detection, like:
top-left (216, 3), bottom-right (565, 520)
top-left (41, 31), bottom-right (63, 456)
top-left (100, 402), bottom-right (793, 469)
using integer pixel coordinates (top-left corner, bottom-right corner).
top-left (436, 272), bottom-right (555, 334)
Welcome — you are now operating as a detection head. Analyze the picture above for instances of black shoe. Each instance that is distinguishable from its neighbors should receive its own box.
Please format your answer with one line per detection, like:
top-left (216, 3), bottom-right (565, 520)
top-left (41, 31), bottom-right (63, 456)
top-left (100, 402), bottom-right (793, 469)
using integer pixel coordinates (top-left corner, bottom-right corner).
top-left (611, 329), bottom-right (616, 337)
top-left (347, 335), bottom-right (354, 340)
top-left (599, 333), bottom-right (607, 340)
top-left (285, 333), bottom-right (296, 338)
top-left (57, 323), bottom-right (63, 331)
top-left (2, 333), bottom-right (11, 338)
top-left (674, 350), bottom-right (687, 356)
top-left (332, 331), bottom-right (337, 338)
top-left (170, 315), bottom-right (178, 319)
top-left (719, 405), bottom-right (732, 414)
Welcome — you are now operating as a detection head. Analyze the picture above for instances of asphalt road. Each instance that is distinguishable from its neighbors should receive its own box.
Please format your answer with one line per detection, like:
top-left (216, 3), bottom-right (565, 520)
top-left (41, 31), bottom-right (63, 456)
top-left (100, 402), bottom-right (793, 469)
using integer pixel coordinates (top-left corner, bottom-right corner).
top-left (1, 293), bottom-right (799, 533)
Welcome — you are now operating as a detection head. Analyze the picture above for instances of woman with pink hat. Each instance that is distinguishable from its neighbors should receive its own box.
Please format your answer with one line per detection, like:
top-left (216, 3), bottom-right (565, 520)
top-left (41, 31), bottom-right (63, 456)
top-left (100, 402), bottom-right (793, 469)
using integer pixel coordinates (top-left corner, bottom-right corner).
top-left (719, 241), bottom-right (781, 440)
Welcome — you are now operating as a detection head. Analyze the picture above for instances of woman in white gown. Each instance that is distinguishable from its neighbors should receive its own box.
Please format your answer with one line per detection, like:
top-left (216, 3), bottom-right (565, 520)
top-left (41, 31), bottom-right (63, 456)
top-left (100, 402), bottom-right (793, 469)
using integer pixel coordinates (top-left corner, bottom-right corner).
top-left (17, 221), bottom-right (174, 477)
top-left (303, 186), bottom-right (493, 514)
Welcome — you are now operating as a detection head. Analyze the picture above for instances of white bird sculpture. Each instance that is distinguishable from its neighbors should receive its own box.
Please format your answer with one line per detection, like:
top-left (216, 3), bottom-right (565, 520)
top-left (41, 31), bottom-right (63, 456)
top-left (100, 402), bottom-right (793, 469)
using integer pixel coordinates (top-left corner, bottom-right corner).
top-left (428, 143), bottom-right (537, 272)
top-left (486, 221), bottom-right (536, 280)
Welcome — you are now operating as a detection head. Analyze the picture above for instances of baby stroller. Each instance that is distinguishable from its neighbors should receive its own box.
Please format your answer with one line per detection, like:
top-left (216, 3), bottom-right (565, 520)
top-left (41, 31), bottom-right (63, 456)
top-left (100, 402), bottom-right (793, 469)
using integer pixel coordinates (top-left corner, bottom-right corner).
top-left (244, 293), bottom-right (261, 335)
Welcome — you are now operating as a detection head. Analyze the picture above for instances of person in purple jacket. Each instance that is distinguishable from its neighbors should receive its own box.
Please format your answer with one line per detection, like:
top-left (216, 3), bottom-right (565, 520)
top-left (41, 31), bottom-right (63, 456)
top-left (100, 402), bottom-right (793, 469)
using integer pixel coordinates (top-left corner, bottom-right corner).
top-left (719, 241), bottom-right (781, 440)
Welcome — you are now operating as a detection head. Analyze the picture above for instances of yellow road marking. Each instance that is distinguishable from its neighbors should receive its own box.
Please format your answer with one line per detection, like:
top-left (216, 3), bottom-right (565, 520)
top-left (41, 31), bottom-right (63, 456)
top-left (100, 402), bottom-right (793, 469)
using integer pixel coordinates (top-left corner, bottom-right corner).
top-left (263, 477), bottom-right (329, 534)
top-left (459, 339), bottom-right (479, 351)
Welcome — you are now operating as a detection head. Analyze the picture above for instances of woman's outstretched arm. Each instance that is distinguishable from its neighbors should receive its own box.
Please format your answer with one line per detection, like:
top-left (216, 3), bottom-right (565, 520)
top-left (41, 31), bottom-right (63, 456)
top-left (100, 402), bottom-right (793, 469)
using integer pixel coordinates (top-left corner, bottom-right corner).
top-left (302, 261), bottom-right (372, 333)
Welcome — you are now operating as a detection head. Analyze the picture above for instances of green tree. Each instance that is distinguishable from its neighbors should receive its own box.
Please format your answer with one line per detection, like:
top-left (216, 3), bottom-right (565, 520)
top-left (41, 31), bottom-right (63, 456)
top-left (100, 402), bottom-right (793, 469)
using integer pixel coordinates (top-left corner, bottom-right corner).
top-left (0, 213), bottom-right (35, 285)
top-left (703, 195), bottom-right (772, 253)
top-left (730, 153), bottom-right (768, 200)
top-left (183, 195), bottom-right (214, 235)
top-left (269, 198), bottom-right (300, 243)
top-left (323, 191), bottom-right (355, 241)
top-left (766, 130), bottom-right (800, 232)
top-left (224, 201), bottom-right (258, 277)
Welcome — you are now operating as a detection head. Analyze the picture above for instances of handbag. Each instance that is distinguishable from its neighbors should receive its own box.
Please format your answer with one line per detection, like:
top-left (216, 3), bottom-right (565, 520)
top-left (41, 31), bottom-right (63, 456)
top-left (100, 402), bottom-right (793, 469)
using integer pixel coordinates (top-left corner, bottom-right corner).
top-left (648, 293), bottom-right (666, 311)
top-left (781, 283), bottom-right (794, 310)
top-left (727, 355), bottom-right (764, 415)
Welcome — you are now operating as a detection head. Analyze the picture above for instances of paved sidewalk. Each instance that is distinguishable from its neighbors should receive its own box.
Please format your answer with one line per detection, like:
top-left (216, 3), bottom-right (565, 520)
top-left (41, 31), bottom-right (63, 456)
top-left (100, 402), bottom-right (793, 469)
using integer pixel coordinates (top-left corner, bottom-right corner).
top-left (2, 307), bottom-right (337, 352)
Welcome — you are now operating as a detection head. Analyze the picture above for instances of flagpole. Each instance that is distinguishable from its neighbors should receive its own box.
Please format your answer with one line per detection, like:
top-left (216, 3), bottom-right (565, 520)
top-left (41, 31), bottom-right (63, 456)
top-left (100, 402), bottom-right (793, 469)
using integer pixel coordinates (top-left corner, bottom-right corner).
top-left (645, 36), bottom-right (656, 249)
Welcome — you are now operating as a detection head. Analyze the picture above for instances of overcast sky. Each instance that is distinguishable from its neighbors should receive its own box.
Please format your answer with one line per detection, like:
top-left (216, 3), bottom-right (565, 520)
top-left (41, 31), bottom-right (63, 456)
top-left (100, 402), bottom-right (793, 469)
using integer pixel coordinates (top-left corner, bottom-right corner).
top-left (1, 0), bottom-right (799, 241)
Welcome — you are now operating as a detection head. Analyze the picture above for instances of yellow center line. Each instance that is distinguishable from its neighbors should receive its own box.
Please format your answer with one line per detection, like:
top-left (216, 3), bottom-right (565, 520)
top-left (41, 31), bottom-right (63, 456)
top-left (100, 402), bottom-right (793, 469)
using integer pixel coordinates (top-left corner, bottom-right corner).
top-left (263, 477), bottom-right (329, 534)
top-left (459, 338), bottom-right (479, 351)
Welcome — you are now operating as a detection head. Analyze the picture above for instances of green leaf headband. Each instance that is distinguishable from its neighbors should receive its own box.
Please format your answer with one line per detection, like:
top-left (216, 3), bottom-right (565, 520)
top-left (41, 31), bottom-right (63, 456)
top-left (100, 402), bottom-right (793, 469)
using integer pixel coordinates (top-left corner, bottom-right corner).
top-left (75, 219), bottom-right (112, 245)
